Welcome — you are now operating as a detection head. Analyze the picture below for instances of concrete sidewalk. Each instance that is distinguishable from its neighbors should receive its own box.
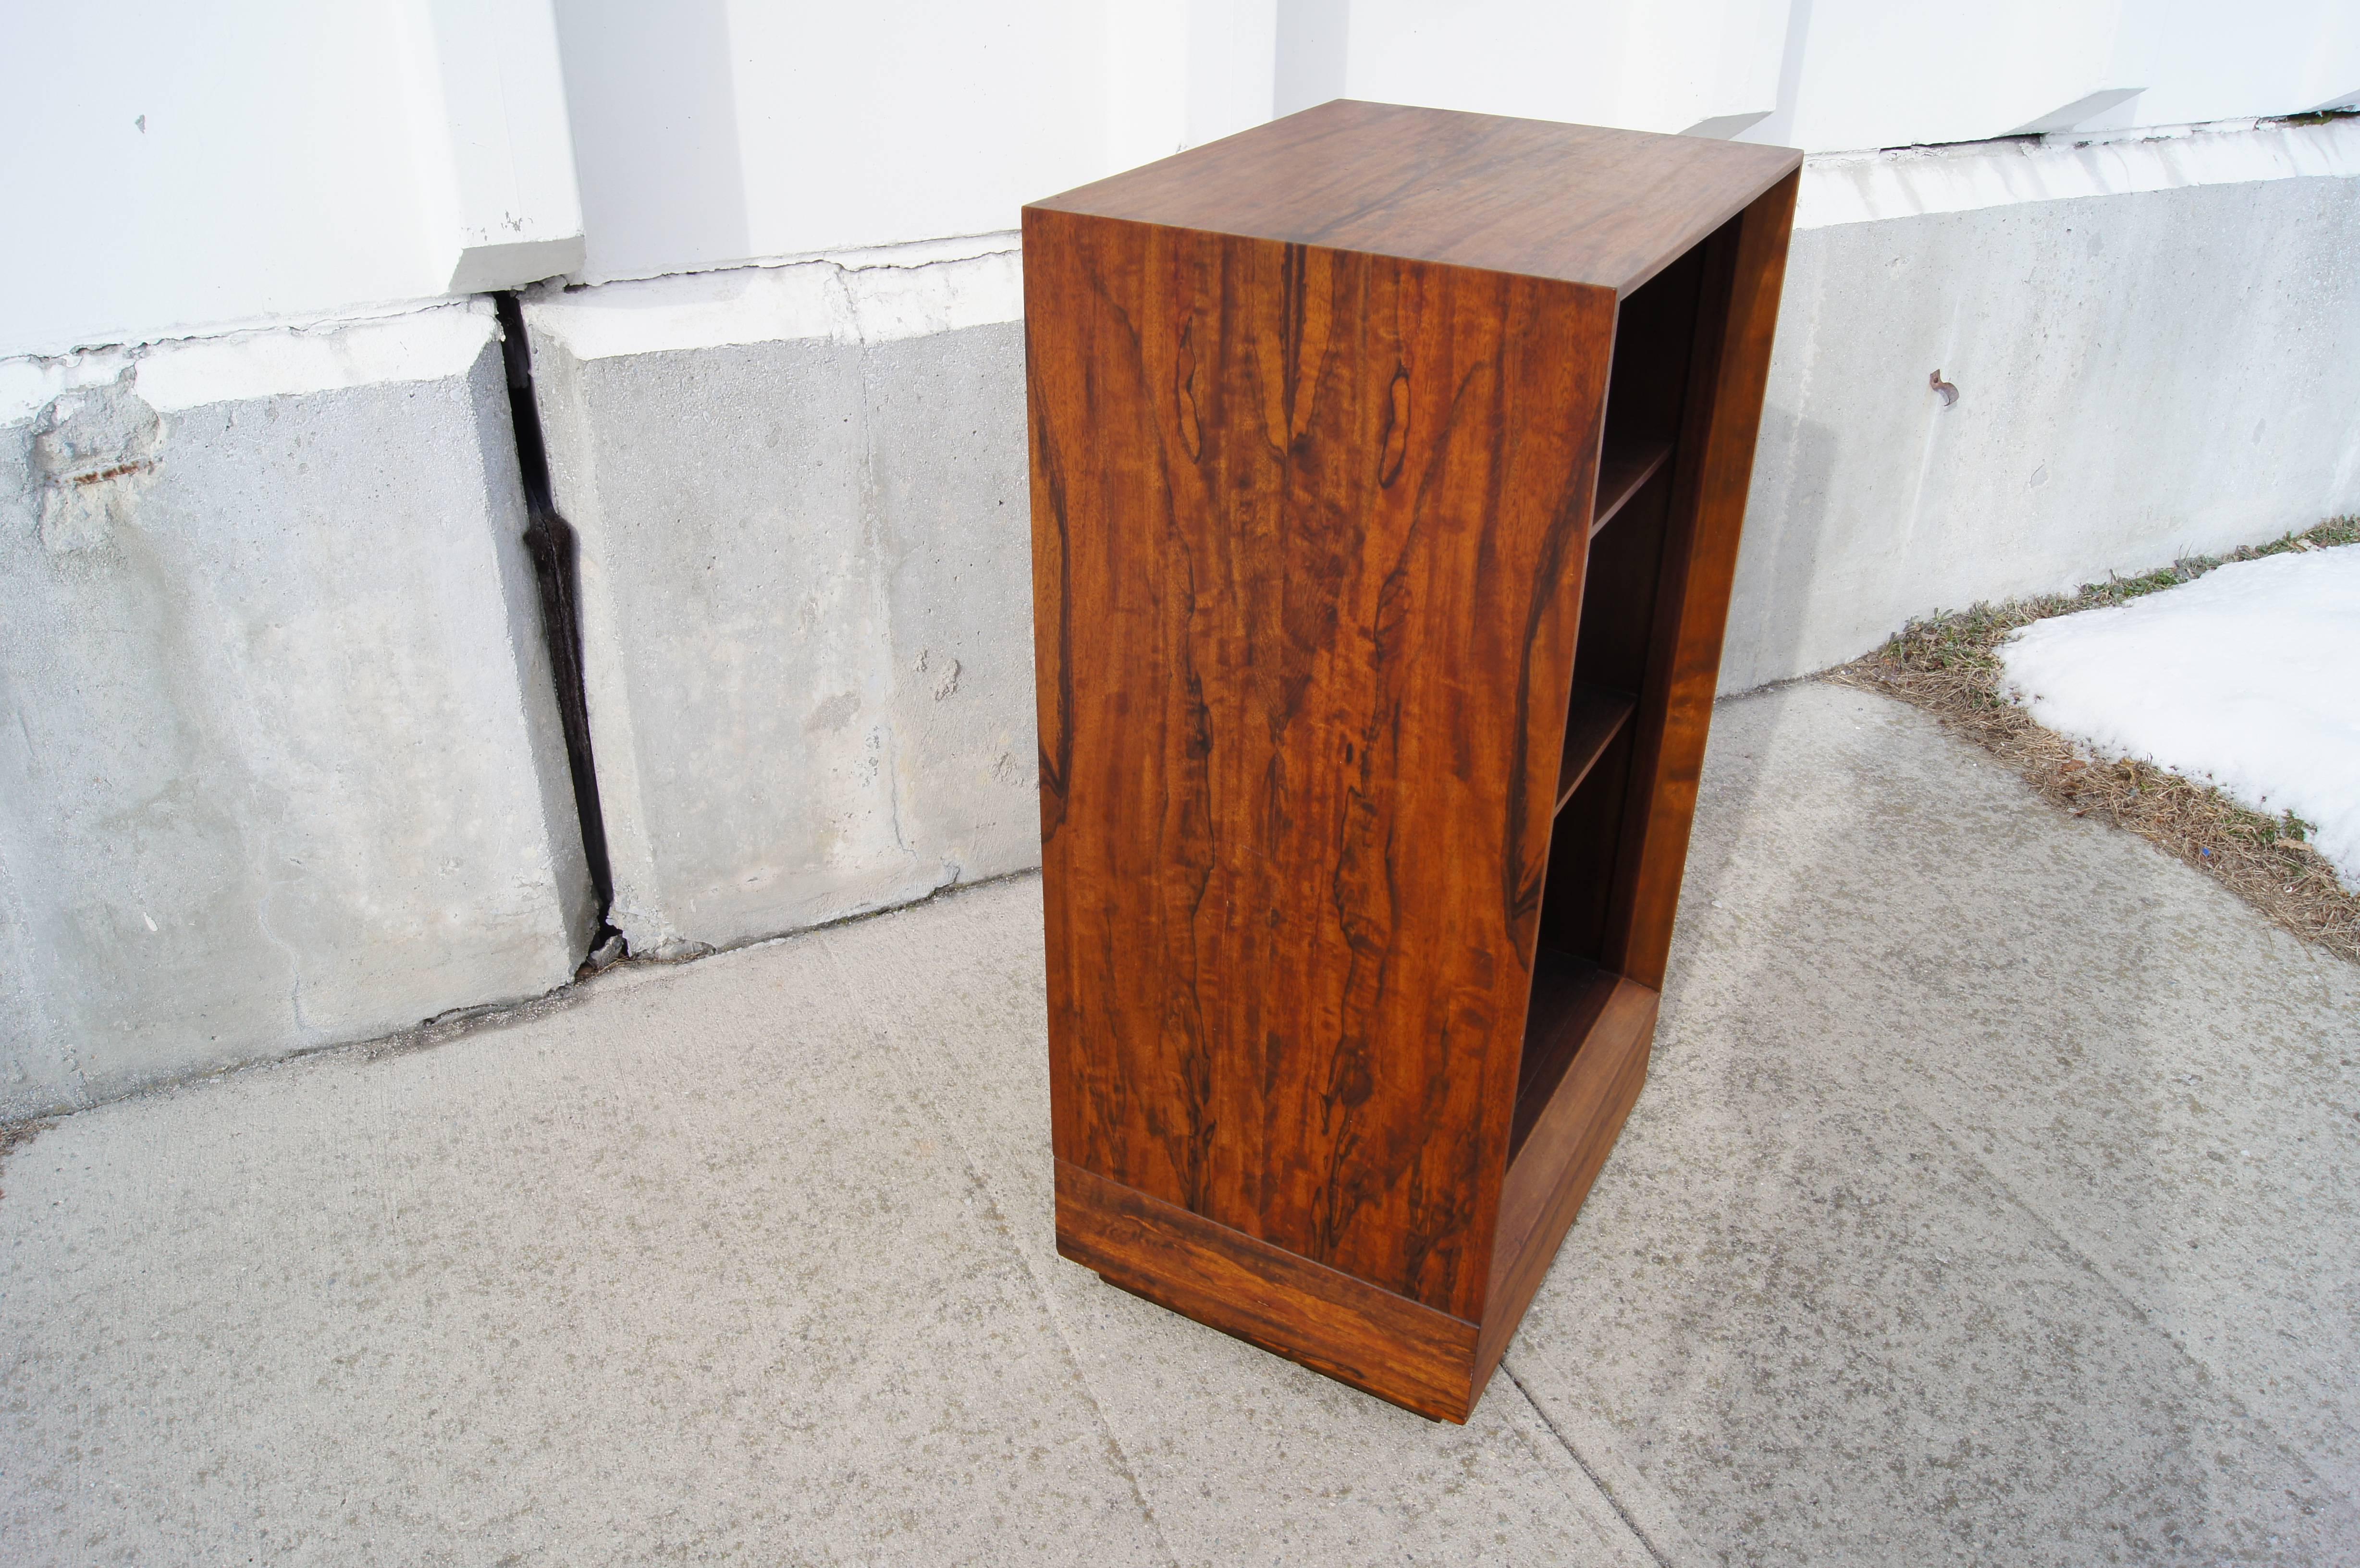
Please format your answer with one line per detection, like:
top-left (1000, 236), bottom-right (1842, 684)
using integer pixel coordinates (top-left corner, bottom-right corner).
top-left (4, 683), bottom-right (2356, 1565)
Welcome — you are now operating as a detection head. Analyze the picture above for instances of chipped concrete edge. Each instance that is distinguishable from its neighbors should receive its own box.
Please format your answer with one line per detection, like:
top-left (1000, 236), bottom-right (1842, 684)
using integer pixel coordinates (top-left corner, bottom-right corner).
top-left (0, 300), bottom-right (503, 427)
top-left (521, 233), bottom-right (1023, 362)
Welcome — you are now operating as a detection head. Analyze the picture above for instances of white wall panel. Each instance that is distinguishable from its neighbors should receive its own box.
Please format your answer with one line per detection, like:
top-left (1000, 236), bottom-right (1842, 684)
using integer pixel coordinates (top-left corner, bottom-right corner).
top-left (556, 0), bottom-right (1279, 286)
top-left (7, 1), bottom-right (2357, 385)
top-left (0, 0), bottom-right (582, 360)
top-left (1, 3), bottom-right (439, 358)
top-left (1338, 0), bottom-right (1790, 135)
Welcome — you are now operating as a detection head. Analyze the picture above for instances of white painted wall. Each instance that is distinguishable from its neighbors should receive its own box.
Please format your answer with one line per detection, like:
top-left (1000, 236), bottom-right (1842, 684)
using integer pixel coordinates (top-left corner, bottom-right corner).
top-left (5, 1), bottom-right (2355, 369)
top-left (551, 0), bottom-right (1278, 284)
top-left (1751, 0), bottom-right (2360, 152)
top-left (1317, 0), bottom-right (2360, 153)
top-left (0, 0), bottom-right (581, 360)
top-left (1328, 0), bottom-right (1790, 135)
top-left (544, 0), bottom-right (2359, 285)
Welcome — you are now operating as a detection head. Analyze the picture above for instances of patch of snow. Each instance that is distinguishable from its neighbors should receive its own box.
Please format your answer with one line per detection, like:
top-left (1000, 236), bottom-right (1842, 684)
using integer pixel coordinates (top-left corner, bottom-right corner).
top-left (1998, 544), bottom-right (2360, 887)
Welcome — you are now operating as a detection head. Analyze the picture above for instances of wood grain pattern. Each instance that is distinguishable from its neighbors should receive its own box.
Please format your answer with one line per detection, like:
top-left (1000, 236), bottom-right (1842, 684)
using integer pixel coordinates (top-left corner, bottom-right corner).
top-left (1025, 115), bottom-right (1799, 1423)
top-left (1057, 1159), bottom-right (1480, 1421)
top-left (1033, 100), bottom-right (1802, 298)
top-left (1607, 173), bottom-right (1802, 990)
top-left (1027, 204), bottom-right (1615, 1321)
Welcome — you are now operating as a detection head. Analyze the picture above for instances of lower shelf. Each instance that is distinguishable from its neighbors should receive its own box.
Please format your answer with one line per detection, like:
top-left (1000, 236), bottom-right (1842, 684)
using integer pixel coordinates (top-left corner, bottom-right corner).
top-left (1475, 969), bottom-right (1661, 1388)
top-left (1511, 949), bottom-right (1621, 1158)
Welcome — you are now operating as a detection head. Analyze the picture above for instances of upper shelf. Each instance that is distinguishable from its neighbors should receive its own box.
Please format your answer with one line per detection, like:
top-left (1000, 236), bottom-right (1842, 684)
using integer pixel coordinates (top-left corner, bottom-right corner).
top-left (1592, 439), bottom-right (1672, 537)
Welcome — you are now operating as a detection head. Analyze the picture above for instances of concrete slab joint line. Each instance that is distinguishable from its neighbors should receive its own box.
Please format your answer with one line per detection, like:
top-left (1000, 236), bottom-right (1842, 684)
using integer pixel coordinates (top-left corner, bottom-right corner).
top-left (0, 300), bottom-right (595, 1123)
top-left (811, 929), bottom-right (1182, 1567)
top-left (518, 235), bottom-right (1040, 963)
top-left (1497, 1364), bottom-right (1676, 1568)
top-left (9, 686), bottom-right (2358, 1563)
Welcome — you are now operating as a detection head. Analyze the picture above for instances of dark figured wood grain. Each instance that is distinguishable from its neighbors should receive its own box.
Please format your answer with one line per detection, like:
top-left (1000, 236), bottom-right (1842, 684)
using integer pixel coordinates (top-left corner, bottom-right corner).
top-left (1057, 1159), bottom-right (1480, 1421)
top-left (1026, 202), bottom-right (1614, 1322)
top-left (1025, 107), bottom-right (1798, 1424)
top-left (1607, 172), bottom-right (1801, 990)
top-left (1033, 100), bottom-right (1802, 298)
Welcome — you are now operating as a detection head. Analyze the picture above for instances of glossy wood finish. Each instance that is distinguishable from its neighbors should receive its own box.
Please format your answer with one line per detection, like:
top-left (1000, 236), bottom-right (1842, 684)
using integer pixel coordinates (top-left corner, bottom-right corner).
top-left (1026, 102), bottom-right (1797, 1423)
top-left (1033, 99), bottom-right (1799, 298)
top-left (1057, 1159), bottom-right (1481, 1421)
top-left (1027, 207), bottom-right (1614, 1322)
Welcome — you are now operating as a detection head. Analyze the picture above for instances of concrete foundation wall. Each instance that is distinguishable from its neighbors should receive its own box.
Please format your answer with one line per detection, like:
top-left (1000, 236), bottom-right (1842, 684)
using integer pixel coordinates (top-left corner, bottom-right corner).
top-left (525, 251), bottom-right (1038, 956)
top-left (511, 121), bottom-right (2360, 963)
top-left (5, 121), bottom-right (2354, 1118)
top-left (0, 305), bottom-right (594, 1119)
top-left (1723, 119), bottom-right (2360, 688)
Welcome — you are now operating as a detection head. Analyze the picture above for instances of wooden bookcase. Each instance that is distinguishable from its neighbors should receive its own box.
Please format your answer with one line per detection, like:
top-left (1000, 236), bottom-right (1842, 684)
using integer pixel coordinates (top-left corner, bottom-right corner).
top-left (1022, 100), bottom-right (1800, 1423)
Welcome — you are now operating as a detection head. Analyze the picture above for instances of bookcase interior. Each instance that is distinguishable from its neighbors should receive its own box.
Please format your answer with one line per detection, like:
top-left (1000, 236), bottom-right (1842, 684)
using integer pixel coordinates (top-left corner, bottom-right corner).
top-left (1511, 234), bottom-right (1716, 1162)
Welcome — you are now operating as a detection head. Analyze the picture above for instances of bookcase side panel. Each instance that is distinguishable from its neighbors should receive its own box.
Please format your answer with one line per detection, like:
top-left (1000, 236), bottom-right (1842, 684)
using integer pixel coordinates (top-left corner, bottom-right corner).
top-left (1607, 172), bottom-right (1800, 989)
top-left (1024, 206), bottom-right (1613, 1319)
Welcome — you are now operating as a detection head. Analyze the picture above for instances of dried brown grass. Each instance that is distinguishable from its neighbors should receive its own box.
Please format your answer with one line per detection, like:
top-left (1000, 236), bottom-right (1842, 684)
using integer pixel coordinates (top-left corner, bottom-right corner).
top-left (1824, 516), bottom-right (2360, 965)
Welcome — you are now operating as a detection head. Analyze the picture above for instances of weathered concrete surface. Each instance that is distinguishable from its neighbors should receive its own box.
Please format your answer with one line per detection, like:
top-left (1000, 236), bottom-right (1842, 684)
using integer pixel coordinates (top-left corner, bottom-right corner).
top-left (0, 891), bottom-right (1649, 1568)
top-left (0, 306), bottom-right (594, 1120)
top-left (525, 256), bottom-right (1037, 957)
top-left (6, 682), bottom-right (2354, 1563)
top-left (517, 128), bottom-right (2360, 978)
top-left (1512, 685), bottom-right (2360, 1563)
top-left (1726, 126), bottom-right (2360, 689)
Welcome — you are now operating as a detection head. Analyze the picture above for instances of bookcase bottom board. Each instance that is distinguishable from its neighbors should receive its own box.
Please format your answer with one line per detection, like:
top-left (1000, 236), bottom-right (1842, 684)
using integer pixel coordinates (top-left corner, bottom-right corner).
top-left (1476, 974), bottom-right (1660, 1389)
top-left (1053, 975), bottom-right (1661, 1424)
top-left (1054, 1158), bottom-right (1482, 1421)
top-left (1513, 950), bottom-right (1621, 1153)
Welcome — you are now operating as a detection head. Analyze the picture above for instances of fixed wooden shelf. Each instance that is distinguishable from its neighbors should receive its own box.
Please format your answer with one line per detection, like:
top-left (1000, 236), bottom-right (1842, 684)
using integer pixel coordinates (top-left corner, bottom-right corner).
top-left (1592, 438), bottom-right (1673, 537)
top-left (1555, 686), bottom-right (1635, 813)
top-left (1510, 949), bottom-right (1620, 1157)
top-left (1024, 98), bottom-right (1800, 1423)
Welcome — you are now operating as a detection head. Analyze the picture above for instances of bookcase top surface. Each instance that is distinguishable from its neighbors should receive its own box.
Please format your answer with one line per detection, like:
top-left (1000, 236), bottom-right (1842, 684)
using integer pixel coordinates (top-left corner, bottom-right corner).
top-left (1030, 99), bottom-right (1800, 297)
